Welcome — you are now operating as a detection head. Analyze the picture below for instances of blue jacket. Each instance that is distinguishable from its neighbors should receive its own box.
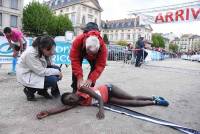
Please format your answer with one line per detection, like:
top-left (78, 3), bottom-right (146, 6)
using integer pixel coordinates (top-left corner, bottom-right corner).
top-left (136, 39), bottom-right (145, 49)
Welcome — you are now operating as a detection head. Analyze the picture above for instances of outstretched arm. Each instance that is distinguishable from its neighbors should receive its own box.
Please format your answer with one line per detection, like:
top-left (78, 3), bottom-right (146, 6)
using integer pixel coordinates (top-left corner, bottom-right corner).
top-left (36, 105), bottom-right (76, 119)
top-left (79, 86), bottom-right (105, 119)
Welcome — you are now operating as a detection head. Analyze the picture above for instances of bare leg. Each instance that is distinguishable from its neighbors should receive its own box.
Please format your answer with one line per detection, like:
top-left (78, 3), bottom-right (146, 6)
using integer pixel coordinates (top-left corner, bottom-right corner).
top-left (110, 97), bottom-right (154, 107)
top-left (111, 85), bottom-right (153, 101)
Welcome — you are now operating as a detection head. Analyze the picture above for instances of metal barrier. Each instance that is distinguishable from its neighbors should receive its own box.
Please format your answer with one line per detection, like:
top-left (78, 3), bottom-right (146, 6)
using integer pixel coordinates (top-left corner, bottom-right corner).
top-left (107, 45), bottom-right (172, 66)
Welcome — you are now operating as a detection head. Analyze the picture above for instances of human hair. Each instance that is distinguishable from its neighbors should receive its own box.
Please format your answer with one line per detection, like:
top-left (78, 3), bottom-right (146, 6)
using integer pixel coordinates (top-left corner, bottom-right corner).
top-left (32, 36), bottom-right (56, 58)
top-left (3, 27), bottom-right (12, 34)
top-left (85, 36), bottom-right (100, 52)
top-left (61, 92), bottom-right (74, 106)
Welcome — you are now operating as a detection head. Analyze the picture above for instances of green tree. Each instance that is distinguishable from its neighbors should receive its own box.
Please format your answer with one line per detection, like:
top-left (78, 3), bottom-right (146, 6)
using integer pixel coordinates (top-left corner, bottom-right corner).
top-left (169, 43), bottom-right (179, 53)
top-left (116, 40), bottom-right (128, 46)
top-left (47, 15), bottom-right (73, 36)
top-left (23, 1), bottom-right (53, 36)
top-left (23, 2), bottom-right (73, 36)
top-left (103, 34), bottom-right (109, 44)
top-left (151, 33), bottom-right (165, 48)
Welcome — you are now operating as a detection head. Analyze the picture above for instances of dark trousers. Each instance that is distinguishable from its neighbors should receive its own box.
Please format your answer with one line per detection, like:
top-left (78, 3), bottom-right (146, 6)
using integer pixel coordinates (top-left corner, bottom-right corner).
top-left (44, 65), bottom-right (61, 90)
top-left (71, 59), bottom-right (96, 93)
top-left (25, 65), bottom-right (61, 93)
top-left (135, 49), bottom-right (148, 66)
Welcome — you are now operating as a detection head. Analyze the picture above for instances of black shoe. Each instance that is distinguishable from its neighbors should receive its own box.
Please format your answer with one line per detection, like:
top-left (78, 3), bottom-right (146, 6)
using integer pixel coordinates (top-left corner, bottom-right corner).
top-left (23, 88), bottom-right (36, 101)
top-left (51, 88), bottom-right (60, 98)
top-left (135, 62), bottom-right (142, 67)
top-left (37, 90), bottom-right (52, 99)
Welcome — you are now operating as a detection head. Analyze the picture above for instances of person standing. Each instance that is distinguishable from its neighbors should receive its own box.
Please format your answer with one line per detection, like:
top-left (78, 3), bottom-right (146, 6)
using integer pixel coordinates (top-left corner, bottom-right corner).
top-left (69, 22), bottom-right (107, 93)
top-left (3, 27), bottom-right (27, 75)
top-left (135, 35), bottom-right (148, 67)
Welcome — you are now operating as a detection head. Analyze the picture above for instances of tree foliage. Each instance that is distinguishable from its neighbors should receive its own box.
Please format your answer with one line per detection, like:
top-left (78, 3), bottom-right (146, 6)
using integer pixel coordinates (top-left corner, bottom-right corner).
top-left (23, 2), bottom-right (73, 36)
top-left (23, 2), bottom-right (53, 36)
top-left (47, 15), bottom-right (73, 36)
top-left (151, 33), bottom-right (165, 48)
top-left (169, 43), bottom-right (179, 53)
top-left (103, 34), bottom-right (109, 44)
top-left (116, 40), bottom-right (128, 46)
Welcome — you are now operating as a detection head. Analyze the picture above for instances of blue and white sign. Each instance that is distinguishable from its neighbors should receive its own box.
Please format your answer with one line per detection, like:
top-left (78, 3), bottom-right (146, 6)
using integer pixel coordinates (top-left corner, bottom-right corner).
top-left (0, 36), bottom-right (33, 64)
top-left (0, 37), bottom-right (13, 63)
top-left (0, 37), bottom-right (88, 65)
top-left (52, 41), bottom-right (88, 65)
top-left (52, 42), bottom-right (71, 64)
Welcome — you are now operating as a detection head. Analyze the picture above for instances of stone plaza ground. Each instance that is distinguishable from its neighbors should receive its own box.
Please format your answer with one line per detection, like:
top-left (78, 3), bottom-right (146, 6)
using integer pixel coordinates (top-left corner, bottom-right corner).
top-left (0, 59), bottom-right (200, 134)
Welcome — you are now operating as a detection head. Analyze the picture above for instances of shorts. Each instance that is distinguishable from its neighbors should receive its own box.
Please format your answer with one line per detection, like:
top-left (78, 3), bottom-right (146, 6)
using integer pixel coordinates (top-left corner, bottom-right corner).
top-left (105, 84), bottom-right (113, 102)
top-left (12, 37), bottom-right (27, 52)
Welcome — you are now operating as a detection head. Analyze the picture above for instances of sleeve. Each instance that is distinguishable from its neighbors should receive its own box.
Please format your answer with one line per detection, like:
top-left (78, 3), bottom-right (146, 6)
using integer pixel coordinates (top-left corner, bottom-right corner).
top-left (88, 39), bottom-right (107, 82)
top-left (25, 53), bottom-right (60, 77)
top-left (69, 35), bottom-right (84, 80)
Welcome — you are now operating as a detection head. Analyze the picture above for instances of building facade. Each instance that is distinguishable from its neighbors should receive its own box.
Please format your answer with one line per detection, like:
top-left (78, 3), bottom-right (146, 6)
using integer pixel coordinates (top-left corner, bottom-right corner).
top-left (46, 0), bottom-right (102, 36)
top-left (172, 34), bottom-right (200, 52)
top-left (101, 18), bottom-right (153, 45)
top-left (46, 0), bottom-right (153, 44)
top-left (0, 0), bottom-right (23, 31)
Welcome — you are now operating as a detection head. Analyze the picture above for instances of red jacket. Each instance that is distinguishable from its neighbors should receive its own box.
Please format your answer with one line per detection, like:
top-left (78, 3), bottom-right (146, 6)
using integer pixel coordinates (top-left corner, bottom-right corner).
top-left (69, 30), bottom-right (107, 82)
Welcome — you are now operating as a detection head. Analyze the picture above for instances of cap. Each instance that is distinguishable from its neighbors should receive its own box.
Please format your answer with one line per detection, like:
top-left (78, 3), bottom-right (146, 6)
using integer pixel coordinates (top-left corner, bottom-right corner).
top-left (82, 22), bottom-right (99, 33)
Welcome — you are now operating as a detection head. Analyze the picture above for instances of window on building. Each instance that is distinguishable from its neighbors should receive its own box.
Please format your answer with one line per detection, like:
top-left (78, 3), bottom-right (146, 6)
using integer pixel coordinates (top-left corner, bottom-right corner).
top-left (115, 33), bottom-right (118, 40)
top-left (0, 13), bottom-right (2, 26)
top-left (127, 34), bottom-right (130, 40)
top-left (10, 15), bottom-right (18, 27)
top-left (57, 0), bottom-right (61, 5)
top-left (83, 6), bottom-right (86, 12)
top-left (60, 10), bottom-right (63, 13)
top-left (82, 16), bottom-right (85, 24)
top-left (72, 5), bottom-right (75, 10)
top-left (66, 7), bottom-right (69, 12)
top-left (121, 33), bottom-right (124, 40)
top-left (110, 34), bottom-right (113, 40)
top-left (94, 18), bottom-right (97, 23)
top-left (95, 11), bottom-right (98, 15)
top-left (89, 9), bottom-right (93, 14)
top-left (71, 13), bottom-right (75, 25)
top-left (11, 0), bottom-right (18, 9)
top-left (88, 14), bottom-right (93, 22)
top-left (0, 0), bottom-right (2, 6)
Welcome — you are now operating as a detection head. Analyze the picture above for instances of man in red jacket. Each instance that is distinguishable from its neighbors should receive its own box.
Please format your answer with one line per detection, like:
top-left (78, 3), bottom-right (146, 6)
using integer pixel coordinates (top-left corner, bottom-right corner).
top-left (70, 22), bottom-right (107, 93)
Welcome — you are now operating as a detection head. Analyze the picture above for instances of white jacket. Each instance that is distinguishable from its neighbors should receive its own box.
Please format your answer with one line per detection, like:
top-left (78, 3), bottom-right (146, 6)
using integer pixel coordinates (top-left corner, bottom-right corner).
top-left (16, 46), bottom-right (60, 89)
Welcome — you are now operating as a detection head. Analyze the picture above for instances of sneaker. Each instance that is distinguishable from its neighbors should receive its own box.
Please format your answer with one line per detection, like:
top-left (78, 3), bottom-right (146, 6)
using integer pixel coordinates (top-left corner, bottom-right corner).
top-left (153, 96), bottom-right (165, 101)
top-left (155, 99), bottom-right (169, 106)
top-left (23, 88), bottom-right (36, 101)
top-left (51, 88), bottom-right (60, 98)
top-left (37, 90), bottom-right (52, 99)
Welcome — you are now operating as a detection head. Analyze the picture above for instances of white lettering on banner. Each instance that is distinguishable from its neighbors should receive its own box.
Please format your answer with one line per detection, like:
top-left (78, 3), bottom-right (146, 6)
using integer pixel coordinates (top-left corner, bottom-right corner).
top-left (52, 55), bottom-right (70, 64)
top-left (155, 7), bottom-right (200, 23)
top-left (56, 46), bottom-right (70, 54)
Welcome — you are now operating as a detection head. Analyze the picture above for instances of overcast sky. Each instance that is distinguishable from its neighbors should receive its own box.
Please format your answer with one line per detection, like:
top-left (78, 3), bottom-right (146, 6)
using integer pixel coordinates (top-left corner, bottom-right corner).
top-left (24, 0), bottom-right (200, 35)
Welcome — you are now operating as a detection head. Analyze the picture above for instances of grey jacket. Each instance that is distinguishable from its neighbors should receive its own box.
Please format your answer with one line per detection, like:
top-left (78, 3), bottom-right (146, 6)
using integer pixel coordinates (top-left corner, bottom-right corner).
top-left (16, 46), bottom-right (60, 89)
